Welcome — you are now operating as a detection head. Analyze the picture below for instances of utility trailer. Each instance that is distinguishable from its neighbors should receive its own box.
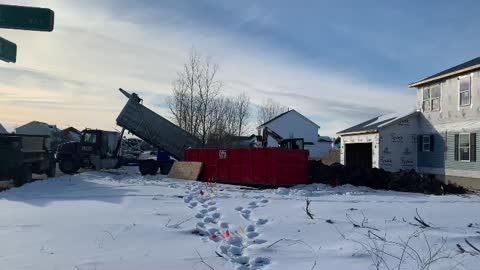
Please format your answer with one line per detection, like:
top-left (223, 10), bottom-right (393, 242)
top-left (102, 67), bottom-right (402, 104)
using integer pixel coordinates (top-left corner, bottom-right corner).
top-left (116, 88), bottom-right (202, 175)
top-left (0, 134), bottom-right (56, 187)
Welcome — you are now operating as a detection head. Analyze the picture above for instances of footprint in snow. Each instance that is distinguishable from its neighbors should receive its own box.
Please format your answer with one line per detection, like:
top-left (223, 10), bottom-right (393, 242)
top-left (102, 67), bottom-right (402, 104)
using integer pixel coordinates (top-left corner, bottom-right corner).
top-left (231, 256), bottom-right (250, 265)
top-left (241, 209), bottom-right (251, 215)
top-left (207, 201), bottom-right (216, 205)
top-left (227, 236), bottom-right (243, 247)
top-left (207, 227), bottom-right (219, 235)
top-left (219, 222), bottom-right (229, 229)
top-left (203, 216), bottom-right (215, 223)
top-left (228, 245), bottom-right (243, 256)
top-left (195, 213), bottom-right (204, 219)
top-left (211, 212), bottom-right (221, 219)
top-left (208, 206), bottom-right (217, 212)
top-left (256, 219), bottom-right (268, 226)
top-left (199, 209), bottom-right (208, 214)
top-left (246, 232), bottom-right (259, 239)
top-left (260, 199), bottom-right (269, 204)
top-left (183, 195), bottom-right (193, 204)
top-left (250, 239), bottom-right (267, 245)
top-left (250, 257), bottom-right (271, 268)
top-left (188, 202), bottom-right (198, 208)
top-left (246, 225), bottom-right (255, 232)
top-left (241, 212), bottom-right (250, 220)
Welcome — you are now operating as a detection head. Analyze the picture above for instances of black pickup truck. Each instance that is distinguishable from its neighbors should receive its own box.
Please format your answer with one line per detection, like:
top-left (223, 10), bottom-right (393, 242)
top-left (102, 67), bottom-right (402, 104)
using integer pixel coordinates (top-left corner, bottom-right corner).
top-left (0, 134), bottom-right (56, 187)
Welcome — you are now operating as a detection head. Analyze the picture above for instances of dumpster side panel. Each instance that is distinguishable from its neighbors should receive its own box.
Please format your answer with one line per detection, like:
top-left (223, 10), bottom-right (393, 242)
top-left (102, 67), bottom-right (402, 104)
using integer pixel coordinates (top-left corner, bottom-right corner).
top-left (184, 148), bottom-right (309, 187)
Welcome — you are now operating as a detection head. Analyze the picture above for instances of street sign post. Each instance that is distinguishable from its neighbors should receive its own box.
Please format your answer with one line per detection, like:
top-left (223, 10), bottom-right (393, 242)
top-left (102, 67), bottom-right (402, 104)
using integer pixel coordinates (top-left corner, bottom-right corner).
top-left (0, 36), bottom-right (16, 63)
top-left (0, 4), bottom-right (54, 32)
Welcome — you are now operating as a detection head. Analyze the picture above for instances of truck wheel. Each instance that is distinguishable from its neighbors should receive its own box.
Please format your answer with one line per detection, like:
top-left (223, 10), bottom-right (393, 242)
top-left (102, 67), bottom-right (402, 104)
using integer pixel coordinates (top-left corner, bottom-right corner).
top-left (59, 159), bottom-right (79, 175)
top-left (159, 162), bottom-right (173, 175)
top-left (13, 165), bottom-right (32, 187)
top-left (139, 160), bottom-right (157, 176)
top-left (46, 162), bottom-right (56, 177)
top-left (150, 163), bottom-right (159, 176)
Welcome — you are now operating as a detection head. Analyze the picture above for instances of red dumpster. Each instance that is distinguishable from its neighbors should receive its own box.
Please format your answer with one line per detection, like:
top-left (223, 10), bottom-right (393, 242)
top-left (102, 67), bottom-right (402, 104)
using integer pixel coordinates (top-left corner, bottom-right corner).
top-left (184, 148), bottom-right (309, 187)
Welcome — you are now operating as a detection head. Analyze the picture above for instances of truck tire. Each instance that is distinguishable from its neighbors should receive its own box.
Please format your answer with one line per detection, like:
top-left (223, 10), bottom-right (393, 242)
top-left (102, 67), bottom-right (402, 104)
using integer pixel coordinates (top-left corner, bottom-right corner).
top-left (59, 159), bottom-right (79, 175)
top-left (159, 162), bottom-right (173, 175)
top-left (139, 160), bottom-right (158, 176)
top-left (13, 165), bottom-right (32, 187)
top-left (150, 163), bottom-right (159, 176)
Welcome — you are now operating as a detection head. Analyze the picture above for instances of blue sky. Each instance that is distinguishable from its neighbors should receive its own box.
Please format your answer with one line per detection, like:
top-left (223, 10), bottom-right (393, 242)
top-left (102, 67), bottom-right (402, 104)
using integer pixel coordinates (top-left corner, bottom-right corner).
top-left (1, 0), bottom-right (479, 135)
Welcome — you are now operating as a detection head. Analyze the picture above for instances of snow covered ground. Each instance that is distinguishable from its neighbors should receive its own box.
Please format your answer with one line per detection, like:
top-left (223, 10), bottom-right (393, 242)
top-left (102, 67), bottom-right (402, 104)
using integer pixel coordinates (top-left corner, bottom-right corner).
top-left (0, 167), bottom-right (479, 270)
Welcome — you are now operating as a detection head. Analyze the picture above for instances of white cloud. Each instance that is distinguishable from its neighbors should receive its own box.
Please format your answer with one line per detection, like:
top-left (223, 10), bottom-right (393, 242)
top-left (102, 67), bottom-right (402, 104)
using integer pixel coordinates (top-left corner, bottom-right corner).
top-left (0, 0), bottom-right (415, 136)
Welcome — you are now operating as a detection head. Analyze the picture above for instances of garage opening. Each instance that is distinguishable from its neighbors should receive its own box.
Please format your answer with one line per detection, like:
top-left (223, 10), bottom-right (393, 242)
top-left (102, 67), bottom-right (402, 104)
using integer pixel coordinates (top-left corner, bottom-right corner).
top-left (345, 143), bottom-right (372, 169)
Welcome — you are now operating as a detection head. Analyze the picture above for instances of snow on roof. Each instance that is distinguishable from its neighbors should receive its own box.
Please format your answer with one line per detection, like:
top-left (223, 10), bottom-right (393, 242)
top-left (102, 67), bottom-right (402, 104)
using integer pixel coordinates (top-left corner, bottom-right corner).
top-left (338, 111), bottom-right (418, 135)
top-left (364, 111), bottom-right (414, 128)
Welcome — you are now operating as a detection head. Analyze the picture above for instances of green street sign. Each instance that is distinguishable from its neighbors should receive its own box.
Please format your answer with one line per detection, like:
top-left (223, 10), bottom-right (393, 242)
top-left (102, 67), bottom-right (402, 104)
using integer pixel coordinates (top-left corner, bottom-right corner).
top-left (0, 36), bottom-right (17, 63)
top-left (0, 4), bottom-right (54, 32)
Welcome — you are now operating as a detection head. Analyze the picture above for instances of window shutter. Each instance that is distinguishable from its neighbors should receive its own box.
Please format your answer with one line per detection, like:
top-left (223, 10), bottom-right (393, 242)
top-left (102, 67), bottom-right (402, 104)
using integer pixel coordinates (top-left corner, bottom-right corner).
top-left (418, 135), bottom-right (423, 152)
top-left (471, 133), bottom-right (477, 162)
top-left (430, 135), bottom-right (434, 152)
top-left (454, 134), bottom-right (459, 161)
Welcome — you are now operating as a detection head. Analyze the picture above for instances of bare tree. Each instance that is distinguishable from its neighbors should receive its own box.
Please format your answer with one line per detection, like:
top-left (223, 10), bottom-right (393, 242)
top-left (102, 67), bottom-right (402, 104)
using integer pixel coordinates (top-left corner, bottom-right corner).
top-left (197, 56), bottom-right (221, 145)
top-left (168, 49), bottom-right (252, 147)
top-left (257, 98), bottom-right (288, 126)
top-left (234, 94), bottom-right (251, 136)
top-left (167, 50), bottom-right (203, 138)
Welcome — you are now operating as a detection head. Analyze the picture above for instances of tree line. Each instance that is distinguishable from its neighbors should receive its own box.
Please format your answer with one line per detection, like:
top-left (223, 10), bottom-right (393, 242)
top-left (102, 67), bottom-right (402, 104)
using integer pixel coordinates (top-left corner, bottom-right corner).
top-left (167, 50), bottom-right (287, 147)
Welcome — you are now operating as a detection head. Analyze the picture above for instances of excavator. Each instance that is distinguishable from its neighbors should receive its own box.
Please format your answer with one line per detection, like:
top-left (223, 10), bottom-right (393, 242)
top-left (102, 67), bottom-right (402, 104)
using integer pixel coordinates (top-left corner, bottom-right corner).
top-left (261, 126), bottom-right (305, 150)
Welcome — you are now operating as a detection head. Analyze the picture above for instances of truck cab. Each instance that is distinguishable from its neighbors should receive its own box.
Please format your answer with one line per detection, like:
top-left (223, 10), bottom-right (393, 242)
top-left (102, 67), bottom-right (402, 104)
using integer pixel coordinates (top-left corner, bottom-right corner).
top-left (56, 129), bottom-right (121, 174)
top-left (0, 134), bottom-right (56, 186)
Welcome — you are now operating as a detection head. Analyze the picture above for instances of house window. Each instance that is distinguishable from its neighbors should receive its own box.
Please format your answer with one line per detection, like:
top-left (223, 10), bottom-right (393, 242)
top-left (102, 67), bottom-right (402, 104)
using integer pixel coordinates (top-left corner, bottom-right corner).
top-left (455, 133), bottom-right (477, 162)
top-left (430, 85), bottom-right (441, 111)
top-left (422, 88), bottom-right (431, 112)
top-left (422, 135), bottom-right (431, 152)
top-left (459, 76), bottom-right (471, 106)
top-left (459, 134), bottom-right (470, 161)
top-left (422, 85), bottom-right (441, 112)
top-left (418, 135), bottom-right (434, 152)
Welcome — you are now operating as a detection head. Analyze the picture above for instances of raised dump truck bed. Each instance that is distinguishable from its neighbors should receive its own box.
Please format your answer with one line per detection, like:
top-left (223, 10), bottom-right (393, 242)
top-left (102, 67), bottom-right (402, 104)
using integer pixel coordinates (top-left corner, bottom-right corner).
top-left (0, 134), bottom-right (56, 186)
top-left (116, 88), bottom-right (201, 161)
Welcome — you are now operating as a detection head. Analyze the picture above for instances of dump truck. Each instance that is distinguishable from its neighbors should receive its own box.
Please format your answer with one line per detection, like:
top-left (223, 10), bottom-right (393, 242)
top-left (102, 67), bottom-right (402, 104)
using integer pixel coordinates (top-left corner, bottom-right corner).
top-left (116, 88), bottom-right (202, 175)
top-left (0, 134), bottom-right (56, 187)
top-left (56, 129), bottom-right (122, 174)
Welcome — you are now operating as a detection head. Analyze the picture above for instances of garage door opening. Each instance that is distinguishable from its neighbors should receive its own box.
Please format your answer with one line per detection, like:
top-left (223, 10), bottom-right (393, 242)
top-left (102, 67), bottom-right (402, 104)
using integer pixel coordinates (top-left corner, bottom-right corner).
top-left (345, 143), bottom-right (372, 169)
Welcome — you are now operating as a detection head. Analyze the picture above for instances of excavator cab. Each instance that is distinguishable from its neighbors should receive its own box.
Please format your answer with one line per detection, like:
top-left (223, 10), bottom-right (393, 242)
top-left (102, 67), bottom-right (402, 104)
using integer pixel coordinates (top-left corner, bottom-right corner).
top-left (280, 138), bottom-right (304, 150)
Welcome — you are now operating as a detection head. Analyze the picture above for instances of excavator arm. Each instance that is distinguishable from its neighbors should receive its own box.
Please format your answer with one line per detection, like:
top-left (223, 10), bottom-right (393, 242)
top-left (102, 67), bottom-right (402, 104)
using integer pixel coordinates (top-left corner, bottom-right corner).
top-left (262, 126), bottom-right (305, 150)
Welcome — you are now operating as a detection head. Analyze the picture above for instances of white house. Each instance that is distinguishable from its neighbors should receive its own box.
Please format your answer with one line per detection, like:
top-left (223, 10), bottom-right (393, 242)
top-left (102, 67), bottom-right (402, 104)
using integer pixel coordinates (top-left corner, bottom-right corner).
top-left (337, 111), bottom-right (419, 171)
top-left (15, 121), bottom-right (60, 136)
top-left (0, 123), bottom-right (7, 134)
top-left (257, 110), bottom-right (331, 159)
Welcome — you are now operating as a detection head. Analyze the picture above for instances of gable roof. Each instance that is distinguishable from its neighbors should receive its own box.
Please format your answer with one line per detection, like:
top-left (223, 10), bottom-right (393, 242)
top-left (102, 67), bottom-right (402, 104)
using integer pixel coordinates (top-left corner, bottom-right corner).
top-left (0, 123), bottom-right (7, 133)
top-left (409, 56), bottom-right (480, 88)
top-left (62, 127), bottom-right (81, 134)
top-left (337, 111), bottom-right (419, 135)
top-left (258, 109), bottom-right (320, 129)
top-left (318, 135), bottom-right (333, 143)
